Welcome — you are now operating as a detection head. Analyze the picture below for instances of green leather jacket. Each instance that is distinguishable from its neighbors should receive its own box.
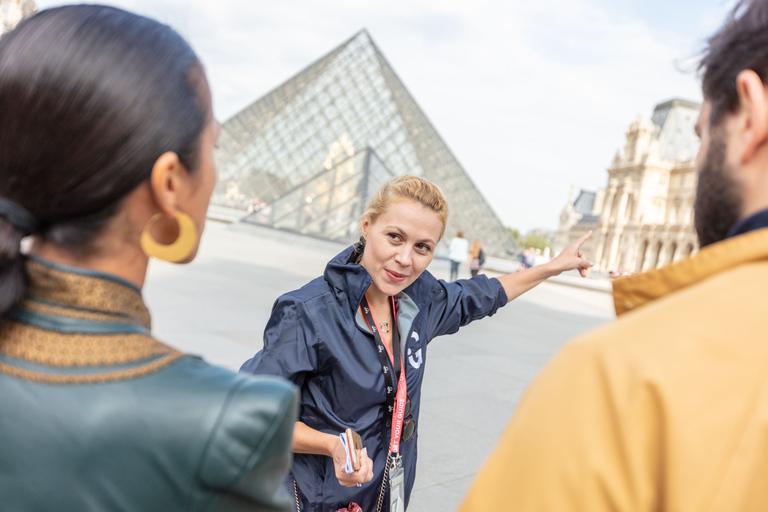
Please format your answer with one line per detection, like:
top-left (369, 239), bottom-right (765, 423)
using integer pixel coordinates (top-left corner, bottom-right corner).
top-left (0, 258), bottom-right (298, 512)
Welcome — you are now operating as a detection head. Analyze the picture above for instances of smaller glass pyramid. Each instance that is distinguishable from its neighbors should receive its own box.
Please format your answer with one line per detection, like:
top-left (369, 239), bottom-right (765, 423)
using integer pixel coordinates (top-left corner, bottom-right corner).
top-left (243, 147), bottom-right (394, 241)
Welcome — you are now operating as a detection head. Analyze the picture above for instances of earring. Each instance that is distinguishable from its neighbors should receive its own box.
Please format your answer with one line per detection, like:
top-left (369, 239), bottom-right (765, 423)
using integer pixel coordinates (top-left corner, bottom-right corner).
top-left (140, 211), bottom-right (197, 263)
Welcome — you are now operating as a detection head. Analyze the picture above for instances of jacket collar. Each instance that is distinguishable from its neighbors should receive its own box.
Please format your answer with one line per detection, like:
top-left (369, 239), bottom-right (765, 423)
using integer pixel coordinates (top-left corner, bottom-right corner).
top-left (727, 207), bottom-right (768, 239)
top-left (613, 227), bottom-right (768, 316)
top-left (324, 244), bottom-right (444, 313)
top-left (0, 257), bottom-right (184, 384)
top-left (324, 245), bottom-right (373, 313)
top-left (21, 256), bottom-right (151, 330)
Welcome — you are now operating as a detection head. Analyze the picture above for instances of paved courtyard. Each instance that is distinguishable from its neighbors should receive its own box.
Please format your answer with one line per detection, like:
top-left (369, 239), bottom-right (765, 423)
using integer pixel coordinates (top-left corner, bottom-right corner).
top-left (144, 219), bottom-right (616, 511)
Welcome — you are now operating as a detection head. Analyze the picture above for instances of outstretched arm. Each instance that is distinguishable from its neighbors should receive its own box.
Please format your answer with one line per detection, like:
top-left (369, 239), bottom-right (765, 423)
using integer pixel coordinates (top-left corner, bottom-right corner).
top-left (497, 231), bottom-right (593, 302)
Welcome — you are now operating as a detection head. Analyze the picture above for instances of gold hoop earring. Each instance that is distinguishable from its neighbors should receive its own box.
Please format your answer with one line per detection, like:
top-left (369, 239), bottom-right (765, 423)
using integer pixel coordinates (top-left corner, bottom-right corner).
top-left (140, 211), bottom-right (198, 263)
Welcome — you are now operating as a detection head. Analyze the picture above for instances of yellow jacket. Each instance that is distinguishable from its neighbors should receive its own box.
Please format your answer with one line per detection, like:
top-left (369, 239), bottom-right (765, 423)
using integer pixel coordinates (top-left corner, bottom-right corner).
top-left (460, 228), bottom-right (768, 512)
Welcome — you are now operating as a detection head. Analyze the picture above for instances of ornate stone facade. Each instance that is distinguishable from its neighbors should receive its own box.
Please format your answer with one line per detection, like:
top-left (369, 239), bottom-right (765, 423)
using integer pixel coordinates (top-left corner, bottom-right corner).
top-left (0, 0), bottom-right (37, 36)
top-left (555, 99), bottom-right (701, 274)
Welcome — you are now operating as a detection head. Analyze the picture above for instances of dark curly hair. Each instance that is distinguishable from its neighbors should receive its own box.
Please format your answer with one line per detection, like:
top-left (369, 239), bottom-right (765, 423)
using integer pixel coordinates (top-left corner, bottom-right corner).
top-left (699, 0), bottom-right (768, 124)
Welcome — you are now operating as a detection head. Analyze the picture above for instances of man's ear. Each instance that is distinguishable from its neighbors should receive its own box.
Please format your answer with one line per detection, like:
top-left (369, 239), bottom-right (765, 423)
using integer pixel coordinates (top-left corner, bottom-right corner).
top-left (149, 152), bottom-right (184, 215)
top-left (736, 69), bottom-right (768, 163)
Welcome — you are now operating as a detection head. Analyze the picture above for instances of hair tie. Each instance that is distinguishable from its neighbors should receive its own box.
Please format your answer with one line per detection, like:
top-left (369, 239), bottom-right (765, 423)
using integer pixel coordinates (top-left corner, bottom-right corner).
top-left (0, 198), bottom-right (39, 237)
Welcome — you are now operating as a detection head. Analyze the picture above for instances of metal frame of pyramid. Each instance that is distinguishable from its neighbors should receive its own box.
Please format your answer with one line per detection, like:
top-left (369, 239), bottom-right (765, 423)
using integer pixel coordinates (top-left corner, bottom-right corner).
top-left (242, 147), bottom-right (394, 241)
top-left (213, 30), bottom-right (518, 256)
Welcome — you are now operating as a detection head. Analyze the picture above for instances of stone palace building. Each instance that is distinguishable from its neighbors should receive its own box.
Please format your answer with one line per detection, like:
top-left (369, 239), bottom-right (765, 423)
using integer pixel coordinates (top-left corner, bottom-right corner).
top-left (555, 99), bottom-right (701, 274)
top-left (0, 0), bottom-right (36, 37)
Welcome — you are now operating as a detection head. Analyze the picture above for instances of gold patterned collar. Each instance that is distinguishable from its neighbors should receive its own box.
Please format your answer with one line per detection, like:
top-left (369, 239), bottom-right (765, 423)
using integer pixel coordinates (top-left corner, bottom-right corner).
top-left (24, 257), bottom-right (152, 330)
top-left (0, 257), bottom-right (183, 384)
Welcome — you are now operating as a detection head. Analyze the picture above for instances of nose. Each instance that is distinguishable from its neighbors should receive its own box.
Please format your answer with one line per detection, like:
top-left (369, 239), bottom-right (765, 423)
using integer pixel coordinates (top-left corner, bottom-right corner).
top-left (394, 246), bottom-right (412, 268)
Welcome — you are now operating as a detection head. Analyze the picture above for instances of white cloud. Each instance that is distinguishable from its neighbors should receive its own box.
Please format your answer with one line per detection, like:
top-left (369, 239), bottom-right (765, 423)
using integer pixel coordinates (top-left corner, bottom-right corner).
top-left (35, 0), bottom-right (732, 233)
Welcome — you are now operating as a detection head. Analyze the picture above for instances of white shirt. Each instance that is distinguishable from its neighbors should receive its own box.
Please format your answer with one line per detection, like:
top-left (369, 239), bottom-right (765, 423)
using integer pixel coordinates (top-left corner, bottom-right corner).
top-left (448, 237), bottom-right (469, 262)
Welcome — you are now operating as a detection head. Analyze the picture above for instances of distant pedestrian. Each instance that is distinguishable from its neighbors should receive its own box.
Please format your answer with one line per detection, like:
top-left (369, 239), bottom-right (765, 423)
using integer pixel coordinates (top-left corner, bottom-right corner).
top-left (519, 247), bottom-right (535, 270)
top-left (469, 239), bottom-right (485, 277)
top-left (448, 230), bottom-right (469, 280)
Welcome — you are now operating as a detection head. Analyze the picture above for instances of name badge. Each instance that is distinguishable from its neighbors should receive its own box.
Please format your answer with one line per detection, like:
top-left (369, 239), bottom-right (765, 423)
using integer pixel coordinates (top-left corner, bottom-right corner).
top-left (389, 455), bottom-right (405, 512)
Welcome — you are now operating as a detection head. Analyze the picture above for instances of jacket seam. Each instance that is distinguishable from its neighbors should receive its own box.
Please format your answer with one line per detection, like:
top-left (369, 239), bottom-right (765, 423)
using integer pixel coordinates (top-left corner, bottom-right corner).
top-left (194, 380), bottom-right (297, 510)
top-left (191, 379), bottom-right (245, 509)
top-left (234, 384), bottom-right (297, 486)
top-left (286, 294), bottom-right (325, 363)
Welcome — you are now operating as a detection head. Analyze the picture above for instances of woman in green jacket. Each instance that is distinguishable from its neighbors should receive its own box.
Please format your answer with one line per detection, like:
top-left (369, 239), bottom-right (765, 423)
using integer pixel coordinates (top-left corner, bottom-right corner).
top-left (0, 5), bottom-right (297, 511)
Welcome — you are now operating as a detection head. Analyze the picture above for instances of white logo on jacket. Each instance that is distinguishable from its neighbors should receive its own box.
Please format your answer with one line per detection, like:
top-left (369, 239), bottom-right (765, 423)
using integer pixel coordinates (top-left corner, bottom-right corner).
top-left (408, 332), bottom-right (423, 369)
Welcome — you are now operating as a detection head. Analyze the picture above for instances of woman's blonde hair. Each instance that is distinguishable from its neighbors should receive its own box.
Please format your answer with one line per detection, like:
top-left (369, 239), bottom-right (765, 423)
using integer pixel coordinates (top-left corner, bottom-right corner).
top-left (361, 175), bottom-right (449, 239)
top-left (470, 239), bottom-right (482, 259)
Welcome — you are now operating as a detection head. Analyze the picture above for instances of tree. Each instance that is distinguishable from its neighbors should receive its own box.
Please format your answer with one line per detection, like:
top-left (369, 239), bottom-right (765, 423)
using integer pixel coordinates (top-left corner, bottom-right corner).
top-left (519, 233), bottom-right (551, 253)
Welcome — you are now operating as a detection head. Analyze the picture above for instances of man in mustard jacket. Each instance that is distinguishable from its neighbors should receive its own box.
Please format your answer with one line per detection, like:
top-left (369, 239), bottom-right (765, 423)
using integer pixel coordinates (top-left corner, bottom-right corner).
top-left (460, 1), bottom-right (768, 510)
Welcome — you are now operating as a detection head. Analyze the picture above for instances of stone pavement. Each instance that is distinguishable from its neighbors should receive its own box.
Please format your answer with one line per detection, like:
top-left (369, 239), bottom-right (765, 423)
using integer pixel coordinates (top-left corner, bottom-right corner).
top-left (144, 220), bottom-right (616, 511)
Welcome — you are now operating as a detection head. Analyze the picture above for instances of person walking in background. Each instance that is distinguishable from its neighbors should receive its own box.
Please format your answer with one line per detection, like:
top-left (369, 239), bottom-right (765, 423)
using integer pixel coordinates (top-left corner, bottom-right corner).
top-left (0, 6), bottom-right (297, 510)
top-left (460, 1), bottom-right (768, 509)
top-left (469, 239), bottom-right (485, 277)
top-left (241, 175), bottom-right (593, 512)
top-left (517, 247), bottom-right (534, 273)
top-left (448, 230), bottom-right (469, 280)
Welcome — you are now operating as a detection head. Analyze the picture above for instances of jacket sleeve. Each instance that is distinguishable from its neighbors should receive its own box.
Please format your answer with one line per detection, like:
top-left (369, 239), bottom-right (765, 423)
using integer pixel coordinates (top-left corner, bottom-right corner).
top-left (458, 337), bottom-right (660, 512)
top-left (197, 375), bottom-right (299, 512)
top-left (240, 295), bottom-right (318, 390)
top-left (427, 275), bottom-right (508, 339)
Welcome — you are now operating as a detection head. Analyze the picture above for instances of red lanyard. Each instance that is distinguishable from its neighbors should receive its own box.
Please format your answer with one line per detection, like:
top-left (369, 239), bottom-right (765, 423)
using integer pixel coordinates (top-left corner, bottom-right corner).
top-left (361, 296), bottom-right (408, 455)
top-left (389, 353), bottom-right (408, 454)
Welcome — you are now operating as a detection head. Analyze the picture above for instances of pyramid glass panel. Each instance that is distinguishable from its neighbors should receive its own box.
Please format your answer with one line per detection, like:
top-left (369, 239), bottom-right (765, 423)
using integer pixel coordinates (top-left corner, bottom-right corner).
top-left (215, 30), bottom-right (518, 256)
top-left (243, 148), bottom-right (394, 242)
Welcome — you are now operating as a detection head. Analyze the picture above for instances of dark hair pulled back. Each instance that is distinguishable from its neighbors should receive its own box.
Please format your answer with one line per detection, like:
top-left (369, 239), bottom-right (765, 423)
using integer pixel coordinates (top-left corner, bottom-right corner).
top-left (699, 0), bottom-right (768, 124)
top-left (0, 5), bottom-right (208, 317)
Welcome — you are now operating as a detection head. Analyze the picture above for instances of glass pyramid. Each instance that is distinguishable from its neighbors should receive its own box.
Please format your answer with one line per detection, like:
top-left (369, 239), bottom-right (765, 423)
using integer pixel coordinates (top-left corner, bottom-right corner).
top-left (213, 30), bottom-right (518, 256)
top-left (243, 146), bottom-right (394, 241)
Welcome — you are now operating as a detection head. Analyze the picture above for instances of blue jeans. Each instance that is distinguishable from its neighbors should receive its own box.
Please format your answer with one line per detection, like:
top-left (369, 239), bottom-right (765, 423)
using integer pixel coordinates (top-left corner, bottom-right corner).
top-left (450, 260), bottom-right (461, 281)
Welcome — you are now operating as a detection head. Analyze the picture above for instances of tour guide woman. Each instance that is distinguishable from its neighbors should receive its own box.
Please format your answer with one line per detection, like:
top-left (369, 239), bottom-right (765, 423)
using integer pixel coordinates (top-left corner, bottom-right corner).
top-left (0, 6), bottom-right (297, 510)
top-left (241, 176), bottom-right (592, 511)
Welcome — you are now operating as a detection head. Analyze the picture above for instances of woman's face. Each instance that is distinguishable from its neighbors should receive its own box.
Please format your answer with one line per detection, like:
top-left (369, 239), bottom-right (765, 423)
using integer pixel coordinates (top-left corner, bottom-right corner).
top-left (360, 199), bottom-right (444, 297)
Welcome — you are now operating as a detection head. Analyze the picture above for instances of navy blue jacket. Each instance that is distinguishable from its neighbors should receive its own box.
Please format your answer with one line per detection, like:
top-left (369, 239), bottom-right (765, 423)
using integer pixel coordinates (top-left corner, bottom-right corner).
top-left (241, 245), bottom-right (507, 512)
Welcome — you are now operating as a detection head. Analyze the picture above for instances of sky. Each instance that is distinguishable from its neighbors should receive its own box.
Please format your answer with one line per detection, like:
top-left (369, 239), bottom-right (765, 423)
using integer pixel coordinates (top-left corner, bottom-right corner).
top-left (36, 0), bottom-right (736, 233)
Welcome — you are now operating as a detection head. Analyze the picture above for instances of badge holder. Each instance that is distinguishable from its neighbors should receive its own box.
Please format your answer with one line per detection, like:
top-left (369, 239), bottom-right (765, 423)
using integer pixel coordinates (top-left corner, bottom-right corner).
top-left (388, 455), bottom-right (405, 512)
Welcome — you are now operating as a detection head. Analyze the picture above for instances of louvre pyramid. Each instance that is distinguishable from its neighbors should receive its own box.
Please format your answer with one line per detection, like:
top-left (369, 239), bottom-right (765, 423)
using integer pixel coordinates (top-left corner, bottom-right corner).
top-left (213, 30), bottom-right (518, 256)
top-left (242, 147), bottom-right (395, 241)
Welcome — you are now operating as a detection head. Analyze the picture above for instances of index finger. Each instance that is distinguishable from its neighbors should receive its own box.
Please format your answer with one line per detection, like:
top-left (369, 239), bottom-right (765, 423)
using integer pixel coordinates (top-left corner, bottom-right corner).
top-left (574, 230), bottom-right (593, 248)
